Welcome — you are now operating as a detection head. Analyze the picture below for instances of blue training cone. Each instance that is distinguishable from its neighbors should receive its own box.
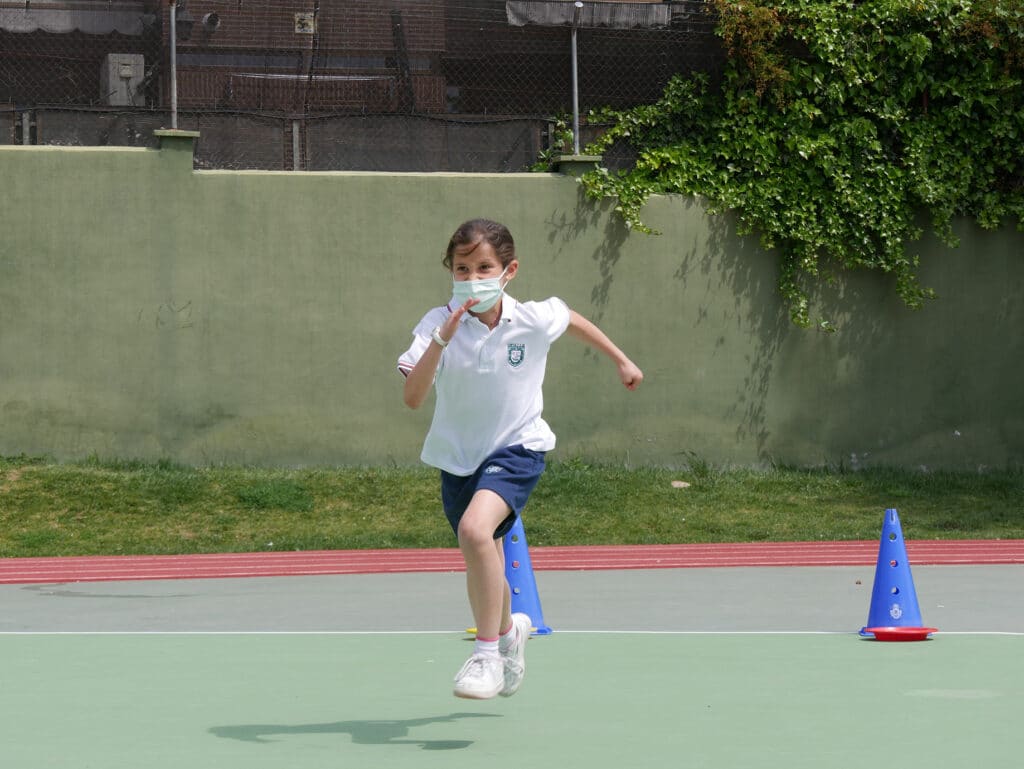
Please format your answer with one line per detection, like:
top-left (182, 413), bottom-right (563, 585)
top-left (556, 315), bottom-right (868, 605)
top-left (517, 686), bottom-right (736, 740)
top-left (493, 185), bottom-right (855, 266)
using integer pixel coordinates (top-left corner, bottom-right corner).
top-left (860, 508), bottom-right (937, 640)
top-left (504, 517), bottom-right (552, 635)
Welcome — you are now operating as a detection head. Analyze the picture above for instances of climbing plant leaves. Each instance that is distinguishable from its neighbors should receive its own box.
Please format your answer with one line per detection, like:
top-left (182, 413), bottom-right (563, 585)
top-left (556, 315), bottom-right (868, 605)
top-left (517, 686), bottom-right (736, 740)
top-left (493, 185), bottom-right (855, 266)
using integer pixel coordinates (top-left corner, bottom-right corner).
top-left (580, 0), bottom-right (1024, 326)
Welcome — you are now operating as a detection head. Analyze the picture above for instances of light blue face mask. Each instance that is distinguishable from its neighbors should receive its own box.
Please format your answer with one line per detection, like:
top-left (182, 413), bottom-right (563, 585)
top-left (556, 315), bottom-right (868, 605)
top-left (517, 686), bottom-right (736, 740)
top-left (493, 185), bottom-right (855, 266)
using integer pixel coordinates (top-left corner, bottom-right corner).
top-left (451, 266), bottom-right (509, 312)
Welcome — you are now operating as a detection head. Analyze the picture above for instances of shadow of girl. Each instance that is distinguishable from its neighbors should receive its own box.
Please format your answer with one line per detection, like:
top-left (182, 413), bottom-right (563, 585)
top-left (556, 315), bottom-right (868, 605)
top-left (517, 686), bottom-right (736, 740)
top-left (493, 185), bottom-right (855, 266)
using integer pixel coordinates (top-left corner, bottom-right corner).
top-left (209, 712), bottom-right (501, 750)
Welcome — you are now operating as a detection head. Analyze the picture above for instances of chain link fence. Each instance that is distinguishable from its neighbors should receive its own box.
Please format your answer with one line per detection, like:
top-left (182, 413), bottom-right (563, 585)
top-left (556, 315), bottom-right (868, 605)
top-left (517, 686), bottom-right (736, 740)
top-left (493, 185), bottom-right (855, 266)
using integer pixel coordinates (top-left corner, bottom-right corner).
top-left (1, 0), bottom-right (722, 171)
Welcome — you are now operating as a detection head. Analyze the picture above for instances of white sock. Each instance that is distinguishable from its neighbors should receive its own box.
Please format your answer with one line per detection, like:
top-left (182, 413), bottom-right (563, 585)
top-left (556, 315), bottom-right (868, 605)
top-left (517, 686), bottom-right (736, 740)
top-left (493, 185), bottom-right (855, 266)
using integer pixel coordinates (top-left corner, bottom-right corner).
top-left (474, 638), bottom-right (500, 658)
top-left (498, 622), bottom-right (516, 652)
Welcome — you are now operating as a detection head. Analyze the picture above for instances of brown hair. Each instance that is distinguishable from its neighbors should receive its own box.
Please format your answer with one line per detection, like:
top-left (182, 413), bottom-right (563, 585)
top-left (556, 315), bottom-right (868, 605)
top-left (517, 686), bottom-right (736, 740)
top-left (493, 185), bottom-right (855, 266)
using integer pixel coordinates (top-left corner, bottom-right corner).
top-left (442, 219), bottom-right (516, 270)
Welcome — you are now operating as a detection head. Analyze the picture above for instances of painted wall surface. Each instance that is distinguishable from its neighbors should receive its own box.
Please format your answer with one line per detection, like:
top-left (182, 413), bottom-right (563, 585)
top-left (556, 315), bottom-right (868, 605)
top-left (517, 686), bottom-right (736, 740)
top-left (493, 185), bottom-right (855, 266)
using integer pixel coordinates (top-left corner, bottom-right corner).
top-left (1, 137), bottom-right (1022, 469)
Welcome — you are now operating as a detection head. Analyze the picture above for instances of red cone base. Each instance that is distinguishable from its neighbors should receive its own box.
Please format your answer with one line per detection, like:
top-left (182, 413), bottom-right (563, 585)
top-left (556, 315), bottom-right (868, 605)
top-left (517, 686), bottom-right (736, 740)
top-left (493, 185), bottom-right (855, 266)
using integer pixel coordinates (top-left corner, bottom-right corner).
top-left (863, 626), bottom-right (938, 642)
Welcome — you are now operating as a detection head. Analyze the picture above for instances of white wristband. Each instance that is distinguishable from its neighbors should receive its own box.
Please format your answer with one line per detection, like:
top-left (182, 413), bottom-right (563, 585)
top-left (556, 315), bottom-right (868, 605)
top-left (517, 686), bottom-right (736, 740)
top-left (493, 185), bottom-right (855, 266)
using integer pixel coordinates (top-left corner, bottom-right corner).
top-left (431, 326), bottom-right (449, 348)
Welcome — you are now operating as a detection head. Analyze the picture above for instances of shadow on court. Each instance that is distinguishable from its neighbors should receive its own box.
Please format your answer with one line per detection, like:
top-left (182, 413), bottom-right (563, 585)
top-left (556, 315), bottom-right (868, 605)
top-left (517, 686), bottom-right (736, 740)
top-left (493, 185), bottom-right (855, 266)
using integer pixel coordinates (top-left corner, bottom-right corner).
top-left (209, 712), bottom-right (501, 750)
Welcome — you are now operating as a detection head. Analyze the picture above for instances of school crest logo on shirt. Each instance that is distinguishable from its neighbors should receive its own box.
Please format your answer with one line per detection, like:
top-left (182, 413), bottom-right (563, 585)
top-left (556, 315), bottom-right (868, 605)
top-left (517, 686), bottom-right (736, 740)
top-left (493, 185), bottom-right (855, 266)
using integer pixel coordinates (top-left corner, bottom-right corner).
top-left (507, 343), bottom-right (526, 368)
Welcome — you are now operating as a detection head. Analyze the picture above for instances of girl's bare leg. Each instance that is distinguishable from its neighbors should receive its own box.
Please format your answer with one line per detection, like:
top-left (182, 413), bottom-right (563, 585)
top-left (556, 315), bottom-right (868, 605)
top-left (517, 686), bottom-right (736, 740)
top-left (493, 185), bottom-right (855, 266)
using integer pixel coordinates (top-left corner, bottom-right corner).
top-left (458, 489), bottom-right (513, 639)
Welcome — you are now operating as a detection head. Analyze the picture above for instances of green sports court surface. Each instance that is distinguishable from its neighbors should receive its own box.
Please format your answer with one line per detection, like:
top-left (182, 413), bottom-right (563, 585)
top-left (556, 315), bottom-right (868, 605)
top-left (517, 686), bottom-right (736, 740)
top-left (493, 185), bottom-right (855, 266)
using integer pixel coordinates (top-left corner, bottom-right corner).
top-left (1, 561), bottom-right (1022, 767)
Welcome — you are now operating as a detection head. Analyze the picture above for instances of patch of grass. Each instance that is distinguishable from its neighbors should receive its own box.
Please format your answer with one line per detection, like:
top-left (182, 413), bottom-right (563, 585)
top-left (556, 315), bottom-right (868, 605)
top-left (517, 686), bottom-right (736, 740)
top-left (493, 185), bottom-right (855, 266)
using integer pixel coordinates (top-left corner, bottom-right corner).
top-left (234, 477), bottom-right (314, 513)
top-left (0, 455), bottom-right (1021, 558)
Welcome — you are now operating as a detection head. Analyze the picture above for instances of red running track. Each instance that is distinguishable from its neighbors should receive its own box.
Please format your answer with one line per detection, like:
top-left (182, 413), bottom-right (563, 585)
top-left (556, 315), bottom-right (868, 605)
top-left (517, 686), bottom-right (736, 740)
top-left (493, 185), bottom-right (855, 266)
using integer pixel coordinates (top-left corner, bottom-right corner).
top-left (1, 540), bottom-right (1022, 584)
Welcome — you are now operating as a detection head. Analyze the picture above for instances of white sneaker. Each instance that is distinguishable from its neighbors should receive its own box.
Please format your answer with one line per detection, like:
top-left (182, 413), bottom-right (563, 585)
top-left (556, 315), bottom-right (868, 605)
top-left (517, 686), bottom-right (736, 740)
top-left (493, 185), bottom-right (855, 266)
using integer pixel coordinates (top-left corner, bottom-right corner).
top-left (500, 612), bottom-right (531, 697)
top-left (453, 653), bottom-right (504, 700)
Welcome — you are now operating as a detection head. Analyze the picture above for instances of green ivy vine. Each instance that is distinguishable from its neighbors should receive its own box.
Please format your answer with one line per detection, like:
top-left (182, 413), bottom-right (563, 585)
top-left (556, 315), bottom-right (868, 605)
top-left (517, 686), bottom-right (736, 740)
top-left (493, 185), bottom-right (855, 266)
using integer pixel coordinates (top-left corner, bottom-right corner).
top-left (579, 0), bottom-right (1024, 327)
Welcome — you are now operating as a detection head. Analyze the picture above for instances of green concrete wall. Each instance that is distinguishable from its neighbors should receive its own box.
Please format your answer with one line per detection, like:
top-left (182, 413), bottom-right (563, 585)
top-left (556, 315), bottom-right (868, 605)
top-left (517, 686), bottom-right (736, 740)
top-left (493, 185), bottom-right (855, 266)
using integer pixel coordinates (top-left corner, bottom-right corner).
top-left (1, 135), bottom-right (1022, 470)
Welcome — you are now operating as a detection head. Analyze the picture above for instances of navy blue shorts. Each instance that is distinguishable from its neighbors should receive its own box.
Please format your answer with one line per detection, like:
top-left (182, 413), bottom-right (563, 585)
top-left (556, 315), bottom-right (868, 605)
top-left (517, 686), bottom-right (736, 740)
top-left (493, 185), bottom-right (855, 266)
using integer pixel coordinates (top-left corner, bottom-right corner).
top-left (440, 444), bottom-right (546, 540)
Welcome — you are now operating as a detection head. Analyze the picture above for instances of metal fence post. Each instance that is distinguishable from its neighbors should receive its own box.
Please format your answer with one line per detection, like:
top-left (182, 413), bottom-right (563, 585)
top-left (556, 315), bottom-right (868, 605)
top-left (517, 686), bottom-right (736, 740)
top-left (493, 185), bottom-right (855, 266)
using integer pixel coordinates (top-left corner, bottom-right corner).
top-left (169, 0), bottom-right (179, 129)
top-left (571, 1), bottom-right (583, 155)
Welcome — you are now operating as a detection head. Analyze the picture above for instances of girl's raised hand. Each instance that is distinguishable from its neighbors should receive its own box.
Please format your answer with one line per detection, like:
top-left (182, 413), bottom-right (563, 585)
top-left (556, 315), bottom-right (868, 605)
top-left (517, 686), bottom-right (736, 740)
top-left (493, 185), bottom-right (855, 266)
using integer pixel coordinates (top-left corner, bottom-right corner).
top-left (439, 298), bottom-right (479, 344)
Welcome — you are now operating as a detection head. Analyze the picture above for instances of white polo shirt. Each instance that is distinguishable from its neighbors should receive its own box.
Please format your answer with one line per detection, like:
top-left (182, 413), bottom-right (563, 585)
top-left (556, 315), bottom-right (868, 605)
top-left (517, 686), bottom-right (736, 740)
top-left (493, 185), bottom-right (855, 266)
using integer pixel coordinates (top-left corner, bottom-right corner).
top-left (398, 295), bottom-right (571, 476)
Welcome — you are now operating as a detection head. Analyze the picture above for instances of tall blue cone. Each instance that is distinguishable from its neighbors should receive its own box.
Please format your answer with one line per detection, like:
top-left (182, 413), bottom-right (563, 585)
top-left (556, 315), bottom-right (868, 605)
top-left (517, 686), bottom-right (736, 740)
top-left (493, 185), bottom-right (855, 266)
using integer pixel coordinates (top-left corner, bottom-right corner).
top-left (504, 517), bottom-right (552, 635)
top-left (859, 509), bottom-right (926, 636)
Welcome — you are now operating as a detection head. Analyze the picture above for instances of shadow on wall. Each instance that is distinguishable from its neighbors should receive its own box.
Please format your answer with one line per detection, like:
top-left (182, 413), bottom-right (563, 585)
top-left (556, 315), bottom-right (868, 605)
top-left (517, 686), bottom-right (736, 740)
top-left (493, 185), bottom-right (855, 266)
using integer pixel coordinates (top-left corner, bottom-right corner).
top-left (673, 204), bottom-right (792, 463)
top-left (522, 184), bottom-right (1021, 469)
top-left (541, 188), bottom-right (624, 326)
top-left (788, 222), bottom-right (1024, 469)
top-left (544, 187), bottom-right (793, 463)
top-left (656, 203), bottom-right (1024, 469)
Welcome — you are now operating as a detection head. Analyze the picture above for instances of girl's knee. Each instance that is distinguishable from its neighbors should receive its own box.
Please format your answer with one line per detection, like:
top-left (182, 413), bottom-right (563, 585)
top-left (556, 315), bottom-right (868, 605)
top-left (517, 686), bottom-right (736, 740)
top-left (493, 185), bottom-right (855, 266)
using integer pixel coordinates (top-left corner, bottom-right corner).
top-left (457, 490), bottom-right (510, 548)
top-left (457, 517), bottom-right (494, 549)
